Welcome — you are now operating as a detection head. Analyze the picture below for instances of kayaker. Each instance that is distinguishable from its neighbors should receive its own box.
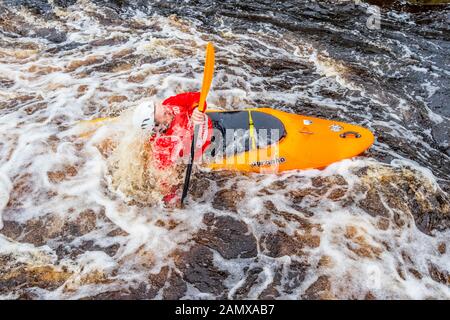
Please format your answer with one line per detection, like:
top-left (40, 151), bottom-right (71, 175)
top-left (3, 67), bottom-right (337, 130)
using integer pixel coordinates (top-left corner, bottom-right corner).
top-left (141, 92), bottom-right (213, 204)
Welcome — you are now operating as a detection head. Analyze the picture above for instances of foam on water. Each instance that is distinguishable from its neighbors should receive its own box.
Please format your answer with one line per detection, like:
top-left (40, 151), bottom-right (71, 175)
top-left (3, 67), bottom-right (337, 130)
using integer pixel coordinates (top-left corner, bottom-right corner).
top-left (0, 1), bottom-right (449, 299)
top-left (233, 160), bottom-right (450, 299)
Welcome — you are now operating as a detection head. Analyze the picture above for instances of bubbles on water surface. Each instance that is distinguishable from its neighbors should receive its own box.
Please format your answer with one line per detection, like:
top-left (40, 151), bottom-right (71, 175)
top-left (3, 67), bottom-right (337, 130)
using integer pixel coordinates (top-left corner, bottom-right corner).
top-left (0, 0), bottom-right (449, 299)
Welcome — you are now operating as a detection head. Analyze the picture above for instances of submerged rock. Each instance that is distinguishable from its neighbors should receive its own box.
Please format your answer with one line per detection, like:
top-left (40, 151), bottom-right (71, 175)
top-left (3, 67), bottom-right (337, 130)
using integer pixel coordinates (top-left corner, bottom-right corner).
top-left (0, 265), bottom-right (73, 295)
top-left (88, 266), bottom-right (186, 300)
top-left (194, 213), bottom-right (257, 259)
top-left (47, 165), bottom-right (78, 183)
top-left (3, 0), bottom-right (54, 17)
top-left (301, 275), bottom-right (333, 300)
top-left (1, 0), bottom-right (449, 300)
top-left (173, 245), bottom-right (230, 296)
top-left (65, 56), bottom-right (104, 72)
top-left (232, 266), bottom-right (265, 299)
top-left (359, 188), bottom-right (390, 217)
top-left (53, 0), bottom-right (78, 8)
top-left (355, 166), bottom-right (450, 235)
top-left (428, 263), bottom-right (450, 286)
top-left (212, 189), bottom-right (245, 212)
top-left (34, 28), bottom-right (67, 43)
top-left (261, 231), bottom-right (304, 258)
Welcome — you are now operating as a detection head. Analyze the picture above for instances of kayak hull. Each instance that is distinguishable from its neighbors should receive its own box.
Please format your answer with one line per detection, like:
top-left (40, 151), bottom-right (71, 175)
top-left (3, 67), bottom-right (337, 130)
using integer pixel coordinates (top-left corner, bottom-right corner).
top-left (204, 108), bottom-right (374, 173)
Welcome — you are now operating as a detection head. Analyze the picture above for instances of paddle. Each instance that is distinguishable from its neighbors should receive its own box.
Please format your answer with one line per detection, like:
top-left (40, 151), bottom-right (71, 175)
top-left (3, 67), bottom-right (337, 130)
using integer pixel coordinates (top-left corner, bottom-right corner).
top-left (180, 42), bottom-right (215, 205)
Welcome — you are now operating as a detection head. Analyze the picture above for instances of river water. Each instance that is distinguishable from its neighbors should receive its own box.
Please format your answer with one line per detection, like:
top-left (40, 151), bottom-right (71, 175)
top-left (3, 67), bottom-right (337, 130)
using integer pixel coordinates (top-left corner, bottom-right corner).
top-left (0, 0), bottom-right (449, 299)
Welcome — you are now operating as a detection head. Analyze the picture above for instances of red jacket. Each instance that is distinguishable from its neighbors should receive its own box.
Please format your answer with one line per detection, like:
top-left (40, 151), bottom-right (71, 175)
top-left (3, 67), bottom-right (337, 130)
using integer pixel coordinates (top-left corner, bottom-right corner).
top-left (150, 92), bottom-right (213, 170)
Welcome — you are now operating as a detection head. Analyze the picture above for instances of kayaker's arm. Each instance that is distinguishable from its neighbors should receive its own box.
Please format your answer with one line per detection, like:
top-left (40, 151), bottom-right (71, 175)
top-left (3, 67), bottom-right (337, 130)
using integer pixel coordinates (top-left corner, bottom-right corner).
top-left (191, 107), bottom-right (209, 147)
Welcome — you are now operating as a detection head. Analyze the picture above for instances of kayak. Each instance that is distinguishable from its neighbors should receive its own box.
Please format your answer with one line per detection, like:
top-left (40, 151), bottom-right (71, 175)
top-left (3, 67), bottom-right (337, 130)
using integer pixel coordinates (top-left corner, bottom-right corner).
top-left (204, 108), bottom-right (374, 173)
top-left (77, 107), bottom-right (374, 173)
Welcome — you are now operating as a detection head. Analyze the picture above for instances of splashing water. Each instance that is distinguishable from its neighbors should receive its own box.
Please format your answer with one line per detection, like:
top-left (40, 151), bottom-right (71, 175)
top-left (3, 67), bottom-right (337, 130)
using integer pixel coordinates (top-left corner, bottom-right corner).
top-left (0, 0), bottom-right (449, 299)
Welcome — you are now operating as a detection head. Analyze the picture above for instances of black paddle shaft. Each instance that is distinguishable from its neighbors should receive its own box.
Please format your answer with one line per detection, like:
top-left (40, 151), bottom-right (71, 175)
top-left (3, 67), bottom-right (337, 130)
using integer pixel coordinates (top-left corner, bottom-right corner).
top-left (181, 124), bottom-right (200, 205)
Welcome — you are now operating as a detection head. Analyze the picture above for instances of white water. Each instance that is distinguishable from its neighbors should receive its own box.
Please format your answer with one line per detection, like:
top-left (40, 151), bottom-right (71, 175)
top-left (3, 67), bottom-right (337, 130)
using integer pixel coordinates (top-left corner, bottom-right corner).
top-left (0, 2), bottom-right (449, 299)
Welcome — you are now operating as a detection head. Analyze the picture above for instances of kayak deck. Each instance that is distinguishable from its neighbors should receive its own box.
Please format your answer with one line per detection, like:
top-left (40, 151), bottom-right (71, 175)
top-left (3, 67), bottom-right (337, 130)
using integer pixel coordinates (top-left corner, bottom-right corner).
top-left (205, 108), bottom-right (374, 173)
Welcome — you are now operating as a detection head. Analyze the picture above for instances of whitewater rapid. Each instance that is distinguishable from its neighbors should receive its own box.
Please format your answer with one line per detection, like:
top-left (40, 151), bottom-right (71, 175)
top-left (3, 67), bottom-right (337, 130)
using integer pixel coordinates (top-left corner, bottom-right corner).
top-left (0, 0), bottom-right (449, 299)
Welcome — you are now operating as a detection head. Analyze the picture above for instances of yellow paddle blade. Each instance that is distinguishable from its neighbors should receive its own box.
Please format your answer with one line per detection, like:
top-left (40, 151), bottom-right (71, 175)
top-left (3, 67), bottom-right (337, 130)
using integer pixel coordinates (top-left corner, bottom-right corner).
top-left (78, 117), bottom-right (116, 125)
top-left (198, 42), bottom-right (215, 113)
top-left (76, 116), bottom-right (117, 138)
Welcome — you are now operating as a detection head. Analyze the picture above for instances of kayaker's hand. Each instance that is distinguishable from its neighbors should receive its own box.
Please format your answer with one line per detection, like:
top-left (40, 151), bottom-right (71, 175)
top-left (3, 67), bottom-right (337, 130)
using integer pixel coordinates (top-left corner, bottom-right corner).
top-left (191, 108), bottom-right (208, 148)
top-left (191, 107), bottom-right (206, 125)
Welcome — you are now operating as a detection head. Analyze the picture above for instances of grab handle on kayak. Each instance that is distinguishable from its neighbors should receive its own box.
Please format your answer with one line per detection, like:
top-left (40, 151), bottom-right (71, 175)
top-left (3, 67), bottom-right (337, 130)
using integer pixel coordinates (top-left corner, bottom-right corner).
top-left (340, 131), bottom-right (361, 139)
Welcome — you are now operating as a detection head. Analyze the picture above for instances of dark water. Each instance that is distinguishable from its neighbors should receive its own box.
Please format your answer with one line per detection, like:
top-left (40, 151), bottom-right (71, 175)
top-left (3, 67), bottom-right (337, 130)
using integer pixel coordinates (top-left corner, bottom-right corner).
top-left (0, 0), bottom-right (449, 299)
top-left (29, 0), bottom-right (450, 180)
top-left (153, 0), bottom-right (450, 184)
top-left (2, 1), bottom-right (450, 181)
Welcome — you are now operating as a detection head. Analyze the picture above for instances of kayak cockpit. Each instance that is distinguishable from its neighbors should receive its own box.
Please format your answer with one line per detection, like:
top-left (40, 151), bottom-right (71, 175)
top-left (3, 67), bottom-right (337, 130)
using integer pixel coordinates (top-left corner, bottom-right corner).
top-left (206, 110), bottom-right (287, 157)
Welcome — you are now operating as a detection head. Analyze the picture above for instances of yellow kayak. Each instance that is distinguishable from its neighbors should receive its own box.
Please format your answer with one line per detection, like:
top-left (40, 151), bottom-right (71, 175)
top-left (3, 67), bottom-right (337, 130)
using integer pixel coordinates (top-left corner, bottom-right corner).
top-left (77, 107), bottom-right (374, 173)
top-left (205, 108), bottom-right (374, 173)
